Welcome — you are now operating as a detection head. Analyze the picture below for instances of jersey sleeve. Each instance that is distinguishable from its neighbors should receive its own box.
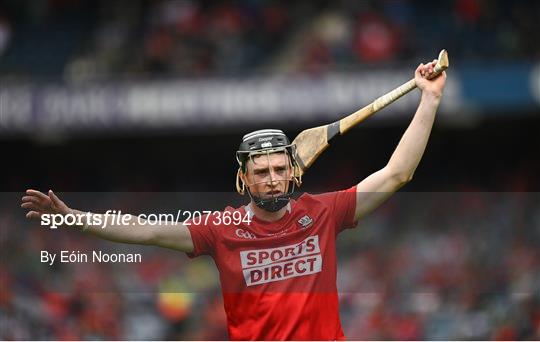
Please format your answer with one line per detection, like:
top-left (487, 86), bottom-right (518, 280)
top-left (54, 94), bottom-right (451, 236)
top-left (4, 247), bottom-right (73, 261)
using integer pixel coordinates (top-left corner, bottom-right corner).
top-left (313, 186), bottom-right (358, 234)
top-left (185, 213), bottom-right (218, 258)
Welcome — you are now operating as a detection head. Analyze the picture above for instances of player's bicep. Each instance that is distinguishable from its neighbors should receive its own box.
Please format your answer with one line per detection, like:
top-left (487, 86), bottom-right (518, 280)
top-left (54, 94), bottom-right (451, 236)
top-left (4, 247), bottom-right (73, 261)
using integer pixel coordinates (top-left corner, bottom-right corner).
top-left (355, 166), bottom-right (406, 220)
top-left (150, 222), bottom-right (195, 252)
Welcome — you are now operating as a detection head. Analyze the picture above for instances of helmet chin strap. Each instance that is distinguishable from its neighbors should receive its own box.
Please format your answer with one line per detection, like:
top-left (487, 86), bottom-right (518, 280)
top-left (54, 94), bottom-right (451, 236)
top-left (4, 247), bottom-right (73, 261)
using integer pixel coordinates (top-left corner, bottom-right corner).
top-left (245, 201), bottom-right (291, 218)
top-left (246, 188), bottom-right (291, 212)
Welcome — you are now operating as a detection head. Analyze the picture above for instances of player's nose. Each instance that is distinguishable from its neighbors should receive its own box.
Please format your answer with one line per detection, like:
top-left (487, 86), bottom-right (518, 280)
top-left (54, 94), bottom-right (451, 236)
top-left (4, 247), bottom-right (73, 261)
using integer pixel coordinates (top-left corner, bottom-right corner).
top-left (265, 177), bottom-right (281, 189)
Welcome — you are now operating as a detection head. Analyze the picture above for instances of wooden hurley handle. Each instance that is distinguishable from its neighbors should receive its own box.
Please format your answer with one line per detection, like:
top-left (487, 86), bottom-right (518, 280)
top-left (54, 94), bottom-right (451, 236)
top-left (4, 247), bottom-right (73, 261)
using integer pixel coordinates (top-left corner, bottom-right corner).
top-left (292, 50), bottom-right (449, 177)
top-left (340, 49), bottom-right (449, 134)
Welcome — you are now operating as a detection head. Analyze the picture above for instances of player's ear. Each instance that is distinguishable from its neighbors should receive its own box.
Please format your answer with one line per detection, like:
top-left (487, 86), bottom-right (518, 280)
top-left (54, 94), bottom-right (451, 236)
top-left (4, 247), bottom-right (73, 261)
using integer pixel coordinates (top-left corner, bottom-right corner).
top-left (236, 168), bottom-right (246, 195)
top-left (290, 157), bottom-right (302, 187)
top-left (285, 151), bottom-right (302, 187)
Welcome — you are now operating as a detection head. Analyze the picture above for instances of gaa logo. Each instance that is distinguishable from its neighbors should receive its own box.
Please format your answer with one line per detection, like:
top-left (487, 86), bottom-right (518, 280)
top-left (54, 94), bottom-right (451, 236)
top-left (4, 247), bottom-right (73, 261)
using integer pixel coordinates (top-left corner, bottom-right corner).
top-left (236, 228), bottom-right (256, 239)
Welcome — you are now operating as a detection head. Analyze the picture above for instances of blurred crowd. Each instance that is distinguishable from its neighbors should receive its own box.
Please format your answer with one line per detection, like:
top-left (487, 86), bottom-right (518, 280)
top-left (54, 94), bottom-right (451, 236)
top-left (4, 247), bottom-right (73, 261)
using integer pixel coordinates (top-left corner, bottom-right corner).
top-left (0, 0), bottom-right (539, 80)
top-left (337, 192), bottom-right (540, 340)
top-left (1, 189), bottom-right (539, 340)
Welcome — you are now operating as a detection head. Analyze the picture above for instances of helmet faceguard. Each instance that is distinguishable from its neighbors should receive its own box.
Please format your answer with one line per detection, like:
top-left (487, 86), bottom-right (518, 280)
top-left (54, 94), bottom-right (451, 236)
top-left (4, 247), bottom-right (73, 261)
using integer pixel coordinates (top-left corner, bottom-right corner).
top-left (236, 129), bottom-right (302, 212)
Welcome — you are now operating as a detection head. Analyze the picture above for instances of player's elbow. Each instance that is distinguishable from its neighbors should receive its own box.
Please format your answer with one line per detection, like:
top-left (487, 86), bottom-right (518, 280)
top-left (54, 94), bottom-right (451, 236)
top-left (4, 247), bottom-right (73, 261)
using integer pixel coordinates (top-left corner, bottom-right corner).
top-left (129, 226), bottom-right (155, 245)
top-left (388, 169), bottom-right (414, 187)
top-left (145, 230), bottom-right (162, 246)
top-left (398, 172), bottom-right (414, 185)
top-left (386, 165), bottom-right (414, 187)
top-left (392, 174), bottom-right (412, 189)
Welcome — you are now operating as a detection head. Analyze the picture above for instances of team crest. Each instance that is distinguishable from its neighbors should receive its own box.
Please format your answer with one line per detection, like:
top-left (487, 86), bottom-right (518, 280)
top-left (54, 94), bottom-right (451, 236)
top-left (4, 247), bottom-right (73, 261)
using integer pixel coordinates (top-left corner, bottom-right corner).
top-left (297, 215), bottom-right (313, 229)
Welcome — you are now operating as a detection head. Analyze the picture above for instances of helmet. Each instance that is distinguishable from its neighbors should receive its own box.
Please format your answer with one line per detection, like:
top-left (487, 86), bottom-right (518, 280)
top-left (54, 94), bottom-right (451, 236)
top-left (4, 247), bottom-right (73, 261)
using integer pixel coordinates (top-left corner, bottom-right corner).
top-left (236, 129), bottom-right (302, 212)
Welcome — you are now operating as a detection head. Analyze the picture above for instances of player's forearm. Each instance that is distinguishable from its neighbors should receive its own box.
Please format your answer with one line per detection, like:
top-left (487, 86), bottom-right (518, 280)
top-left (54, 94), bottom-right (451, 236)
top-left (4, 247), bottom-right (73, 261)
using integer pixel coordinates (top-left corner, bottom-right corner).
top-left (386, 92), bottom-right (441, 182)
top-left (69, 209), bottom-right (156, 245)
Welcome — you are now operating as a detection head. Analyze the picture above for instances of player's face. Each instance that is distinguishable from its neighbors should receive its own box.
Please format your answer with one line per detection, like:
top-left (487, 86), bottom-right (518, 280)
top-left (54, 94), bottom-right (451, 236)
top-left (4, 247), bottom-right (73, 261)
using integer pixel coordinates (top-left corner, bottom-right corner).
top-left (244, 152), bottom-right (292, 199)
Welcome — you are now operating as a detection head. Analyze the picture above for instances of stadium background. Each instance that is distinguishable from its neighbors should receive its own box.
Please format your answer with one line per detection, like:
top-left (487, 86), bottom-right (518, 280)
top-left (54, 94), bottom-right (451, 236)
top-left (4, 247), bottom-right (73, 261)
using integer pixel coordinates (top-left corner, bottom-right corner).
top-left (1, 0), bottom-right (539, 339)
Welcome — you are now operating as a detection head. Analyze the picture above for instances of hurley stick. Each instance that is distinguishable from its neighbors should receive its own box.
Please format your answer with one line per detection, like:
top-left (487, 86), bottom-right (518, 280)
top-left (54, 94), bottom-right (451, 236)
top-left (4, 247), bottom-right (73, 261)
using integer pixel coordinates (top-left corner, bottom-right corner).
top-left (292, 49), bottom-right (449, 176)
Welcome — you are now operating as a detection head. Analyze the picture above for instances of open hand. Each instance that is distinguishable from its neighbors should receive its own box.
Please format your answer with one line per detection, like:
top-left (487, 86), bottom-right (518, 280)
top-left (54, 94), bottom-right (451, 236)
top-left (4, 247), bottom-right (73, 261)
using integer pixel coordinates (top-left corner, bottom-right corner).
top-left (21, 189), bottom-right (71, 220)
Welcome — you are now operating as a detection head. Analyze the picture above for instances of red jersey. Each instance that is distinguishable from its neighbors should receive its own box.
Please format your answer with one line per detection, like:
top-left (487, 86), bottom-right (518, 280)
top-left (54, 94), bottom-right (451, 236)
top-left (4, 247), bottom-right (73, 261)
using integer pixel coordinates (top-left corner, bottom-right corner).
top-left (186, 187), bottom-right (357, 340)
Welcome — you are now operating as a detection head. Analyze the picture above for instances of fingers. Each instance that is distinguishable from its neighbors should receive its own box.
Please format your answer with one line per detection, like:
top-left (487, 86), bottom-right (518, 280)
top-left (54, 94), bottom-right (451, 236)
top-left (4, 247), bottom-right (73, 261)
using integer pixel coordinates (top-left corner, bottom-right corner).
top-left (22, 195), bottom-right (42, 205)
top-left (49, 190), bottom-right (65, 209)
top-left (416, 63), bottom-right (425, 77)
top-left (21, 199), bottom-right (43, 220)
top-left (49, 190), bottom-right (60, 203)
top-left (26, 189), bottom-right (50, 202)
top-left (26, 211), bottom-right (42, 219)
top-left (418, 63), bottom-right (431, 77)
top-left (21, 193), bottom-right (47, 217)
top-left (417, 59), bottom-right (439, 78)
top-left (22, 189), bottom-right (58, 219)
top-left (21, 201), bottom-right (41, 211)
top-left (22, 189), bottom-right (70, 220)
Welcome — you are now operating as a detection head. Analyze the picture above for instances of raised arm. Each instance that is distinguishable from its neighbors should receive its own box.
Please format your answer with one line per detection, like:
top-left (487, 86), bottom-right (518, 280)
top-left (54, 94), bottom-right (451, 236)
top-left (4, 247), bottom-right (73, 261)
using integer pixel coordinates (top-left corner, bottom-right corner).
top-left (21, 189), bottom-right (195, 252)
top-left (354, 60), bottom-right (447, 220)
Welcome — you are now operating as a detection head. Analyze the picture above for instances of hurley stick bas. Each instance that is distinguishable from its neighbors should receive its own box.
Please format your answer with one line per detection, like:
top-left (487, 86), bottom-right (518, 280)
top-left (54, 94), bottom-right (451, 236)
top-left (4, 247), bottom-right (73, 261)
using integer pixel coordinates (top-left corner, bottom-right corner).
top-left (292, 49), bottom-right (449, 177)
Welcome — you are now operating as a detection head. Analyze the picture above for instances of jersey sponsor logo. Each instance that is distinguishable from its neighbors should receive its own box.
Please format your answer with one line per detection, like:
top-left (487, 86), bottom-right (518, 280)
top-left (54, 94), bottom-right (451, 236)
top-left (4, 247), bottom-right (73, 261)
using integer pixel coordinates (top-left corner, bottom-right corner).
top-left (240, 236), bottom-right (322, 286)
top-left (297, 215), bottom-right (313, 229)
top-left (236, 228), bottom-right (256, 239)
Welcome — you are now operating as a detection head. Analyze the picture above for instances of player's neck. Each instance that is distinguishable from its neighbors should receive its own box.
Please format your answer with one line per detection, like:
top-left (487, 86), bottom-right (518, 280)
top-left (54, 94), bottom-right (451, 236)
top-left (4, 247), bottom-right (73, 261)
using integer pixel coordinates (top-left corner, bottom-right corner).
top-left (249, 202), bottom-right (288, 222)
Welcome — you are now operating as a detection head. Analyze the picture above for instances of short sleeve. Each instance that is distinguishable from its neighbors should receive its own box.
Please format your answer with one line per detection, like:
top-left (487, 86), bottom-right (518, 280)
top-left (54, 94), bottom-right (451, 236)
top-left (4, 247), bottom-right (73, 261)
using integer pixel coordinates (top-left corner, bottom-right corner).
top-left (185, 213), bottom-right (217, 258)
top-left (312, 186), bottom-right (358, 234)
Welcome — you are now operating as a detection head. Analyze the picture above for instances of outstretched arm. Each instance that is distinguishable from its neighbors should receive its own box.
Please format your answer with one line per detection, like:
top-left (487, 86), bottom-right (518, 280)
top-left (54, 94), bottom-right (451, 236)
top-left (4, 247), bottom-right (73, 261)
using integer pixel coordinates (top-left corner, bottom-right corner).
top-left (354, 60), bottom-right (447, 220)
top-left (21, 189), bottom-right (195, 252)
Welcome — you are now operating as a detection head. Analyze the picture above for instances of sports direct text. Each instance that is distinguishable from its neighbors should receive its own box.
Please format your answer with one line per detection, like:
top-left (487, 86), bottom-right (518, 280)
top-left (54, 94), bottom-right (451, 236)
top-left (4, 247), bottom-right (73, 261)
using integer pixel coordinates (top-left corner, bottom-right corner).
top-left (240, 236), bottom-right (322, 286)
